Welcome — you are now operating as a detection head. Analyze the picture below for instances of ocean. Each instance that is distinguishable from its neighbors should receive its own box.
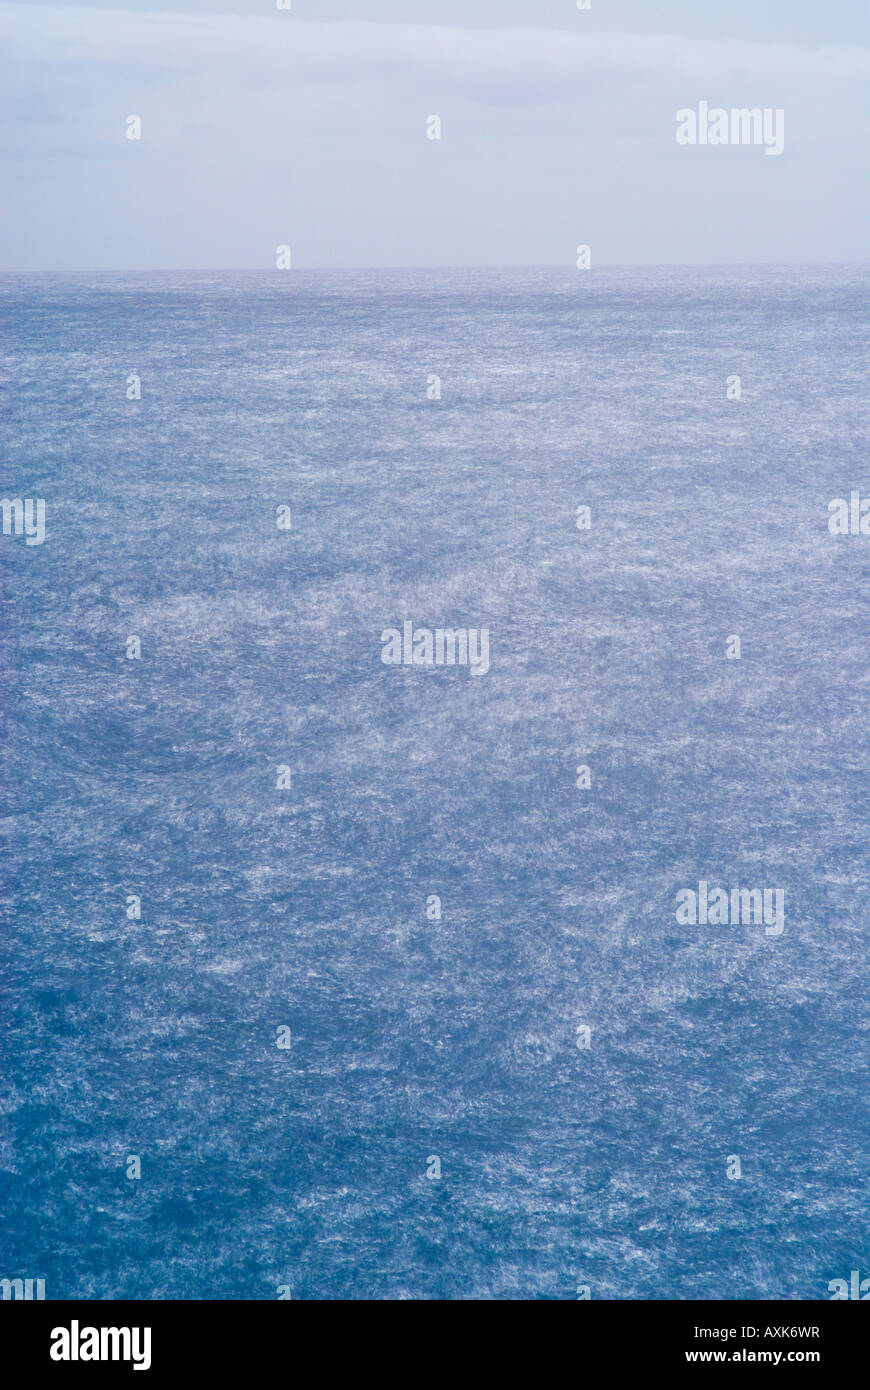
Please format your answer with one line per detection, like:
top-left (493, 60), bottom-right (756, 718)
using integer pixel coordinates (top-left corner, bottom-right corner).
top-left (1, 266), bottom-right (868, 1299)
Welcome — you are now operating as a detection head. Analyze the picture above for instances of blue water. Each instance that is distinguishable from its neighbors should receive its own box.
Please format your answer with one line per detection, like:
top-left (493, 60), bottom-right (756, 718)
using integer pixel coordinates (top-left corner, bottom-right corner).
top-left (1, 267), bottom-right (868, 1300)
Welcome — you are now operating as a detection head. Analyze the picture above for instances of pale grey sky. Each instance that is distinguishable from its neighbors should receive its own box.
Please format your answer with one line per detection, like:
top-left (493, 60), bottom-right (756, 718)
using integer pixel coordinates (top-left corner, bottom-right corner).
top-left (2, 1), bottom-right (868, 269)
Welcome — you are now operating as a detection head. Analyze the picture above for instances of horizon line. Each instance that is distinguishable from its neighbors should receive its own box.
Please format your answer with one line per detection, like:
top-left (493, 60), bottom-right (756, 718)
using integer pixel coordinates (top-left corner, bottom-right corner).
top-left (1, 260), bottom-right (868, 276)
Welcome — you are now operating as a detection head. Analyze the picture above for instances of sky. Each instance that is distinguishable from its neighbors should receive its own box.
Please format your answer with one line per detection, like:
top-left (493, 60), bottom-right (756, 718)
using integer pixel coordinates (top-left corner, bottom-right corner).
top-left (1, 0), bottom-right (868, 269)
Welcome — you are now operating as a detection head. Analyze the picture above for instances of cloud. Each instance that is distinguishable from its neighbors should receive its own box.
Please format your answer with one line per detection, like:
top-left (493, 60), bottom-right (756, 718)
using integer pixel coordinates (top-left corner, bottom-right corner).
top-left (5, 3), bottom-right (868, 154)
top-left (5, 3), bottom-right (870, 92)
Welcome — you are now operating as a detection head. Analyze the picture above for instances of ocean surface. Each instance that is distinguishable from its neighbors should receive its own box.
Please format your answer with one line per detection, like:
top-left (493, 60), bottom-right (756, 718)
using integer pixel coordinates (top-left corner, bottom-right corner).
top-left (1, 266), bottom-right (868, 1300)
